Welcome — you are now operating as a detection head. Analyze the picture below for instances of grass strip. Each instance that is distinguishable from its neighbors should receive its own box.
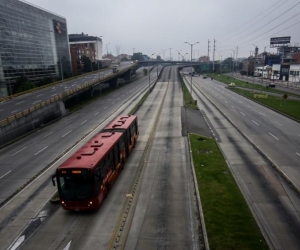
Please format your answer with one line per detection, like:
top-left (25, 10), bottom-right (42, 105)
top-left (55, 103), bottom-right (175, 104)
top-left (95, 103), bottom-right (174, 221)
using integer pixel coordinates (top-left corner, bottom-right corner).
top-left (189, 134), bottom-right (268, 250)
top-left (209, 73), bottom-right (300, 98)
top-left (180, 74), bottom-right (198, 109)
top-left (230, 88), bottom-right (300, 121)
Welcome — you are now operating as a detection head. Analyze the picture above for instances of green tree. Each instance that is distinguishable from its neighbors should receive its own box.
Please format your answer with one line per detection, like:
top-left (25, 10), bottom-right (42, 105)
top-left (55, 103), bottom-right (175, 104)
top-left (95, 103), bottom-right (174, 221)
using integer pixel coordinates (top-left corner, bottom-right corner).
top-left (131, 53), bottom-right (144, 61)
top-left (81, 55), bottom-right (92, 72)
top-left (14, 75), bottom-right (35, 94)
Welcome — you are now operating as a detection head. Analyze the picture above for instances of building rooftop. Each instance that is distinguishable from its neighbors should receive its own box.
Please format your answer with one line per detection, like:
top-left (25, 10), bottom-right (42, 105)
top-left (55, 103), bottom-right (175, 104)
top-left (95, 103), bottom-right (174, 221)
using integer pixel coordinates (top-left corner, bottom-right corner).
top-left (69, 33), bottom-right (102, 43)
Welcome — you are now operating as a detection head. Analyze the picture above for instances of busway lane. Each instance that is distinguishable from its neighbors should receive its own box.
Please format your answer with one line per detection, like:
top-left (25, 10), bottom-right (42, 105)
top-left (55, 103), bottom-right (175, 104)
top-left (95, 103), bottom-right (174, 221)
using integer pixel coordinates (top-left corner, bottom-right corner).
top-left (19, 66), bottom-right (173, 250)
top-left (122, 67), bottom-right (200, 249)
top-left (187, 75), bottom-right (300, 249)
top-left (191, 76), bottom-right (300, 191)
top-left (0, 67), bottom-right (161, 250)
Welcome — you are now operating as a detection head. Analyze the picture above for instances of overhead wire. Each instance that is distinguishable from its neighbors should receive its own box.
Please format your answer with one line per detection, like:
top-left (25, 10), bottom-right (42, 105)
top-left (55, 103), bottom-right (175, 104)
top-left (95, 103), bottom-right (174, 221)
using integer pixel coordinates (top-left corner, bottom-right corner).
top-left (236, 11), bottom-right (300, 46)
top-left (217, 0), bottom-right (284, 40)
top-left (218, 1), bottom-right (300, 50)
top-left (238, 19), bottom-right (300, 49)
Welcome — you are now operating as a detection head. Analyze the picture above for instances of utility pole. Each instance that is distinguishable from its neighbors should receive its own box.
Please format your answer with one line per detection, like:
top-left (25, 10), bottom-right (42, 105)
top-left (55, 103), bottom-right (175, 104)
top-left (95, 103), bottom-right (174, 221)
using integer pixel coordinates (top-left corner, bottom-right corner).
top-left (212, 39), bottom-right (216, 73)
top-left (236, 46), bottom-right (239, 72)
top-left (208, 39), bottom-right (210, 73)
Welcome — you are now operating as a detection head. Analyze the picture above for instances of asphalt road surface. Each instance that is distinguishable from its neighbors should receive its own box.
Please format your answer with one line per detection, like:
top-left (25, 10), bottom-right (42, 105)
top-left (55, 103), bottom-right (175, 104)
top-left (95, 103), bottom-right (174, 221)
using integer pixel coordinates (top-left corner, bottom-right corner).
top-left (1, 66), bottom-right (203, 250)
top-left (0, 62), bottom-right (134, 121)
top-left (184, 72), bottom-right (300, 249)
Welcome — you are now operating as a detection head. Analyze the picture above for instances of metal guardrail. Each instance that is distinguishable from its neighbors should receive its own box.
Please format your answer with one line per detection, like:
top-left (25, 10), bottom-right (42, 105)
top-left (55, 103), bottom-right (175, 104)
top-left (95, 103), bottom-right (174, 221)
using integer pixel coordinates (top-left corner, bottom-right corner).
top-left (0, 63), bottom-right (136, 127)
top-left (0, 64), bottom-right (127, 103)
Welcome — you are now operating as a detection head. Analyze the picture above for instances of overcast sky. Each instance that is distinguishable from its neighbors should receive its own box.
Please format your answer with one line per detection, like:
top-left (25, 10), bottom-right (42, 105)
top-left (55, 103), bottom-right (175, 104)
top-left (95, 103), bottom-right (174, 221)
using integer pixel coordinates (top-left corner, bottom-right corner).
top-left (26, 0), bottom-right (300, 60)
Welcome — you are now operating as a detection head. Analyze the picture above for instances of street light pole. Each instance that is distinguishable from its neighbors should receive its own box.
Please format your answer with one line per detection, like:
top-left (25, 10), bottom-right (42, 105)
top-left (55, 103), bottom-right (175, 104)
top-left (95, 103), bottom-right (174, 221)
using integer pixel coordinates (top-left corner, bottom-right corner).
top-left (162, 49), bottom-right (167, 60)
top-left (176, 50), bottom-right (181, 61)
top-left (169, 48), bottom-right (172, 61)
top-left (185, 41), bottom-right (200, 103)
top-left (148, 53), bottom-right (156, 93)
top-left (231, 49), bottom-right (235, 73)
top-left (106, 43), bottom-right (110, 56)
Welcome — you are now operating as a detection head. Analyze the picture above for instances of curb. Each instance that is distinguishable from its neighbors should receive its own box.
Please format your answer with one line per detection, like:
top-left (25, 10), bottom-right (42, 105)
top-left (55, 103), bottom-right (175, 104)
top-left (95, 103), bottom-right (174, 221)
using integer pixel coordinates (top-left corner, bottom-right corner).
top-left (187, 134), bottom-right (210, 250)
top-left (191, 77), bottom-right (300, 199)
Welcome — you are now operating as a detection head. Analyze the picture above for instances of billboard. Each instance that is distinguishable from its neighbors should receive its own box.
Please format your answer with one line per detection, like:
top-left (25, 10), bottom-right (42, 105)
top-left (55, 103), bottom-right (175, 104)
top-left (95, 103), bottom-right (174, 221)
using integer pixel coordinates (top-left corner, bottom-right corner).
top-left (270, 36), bottom-right (291, 47)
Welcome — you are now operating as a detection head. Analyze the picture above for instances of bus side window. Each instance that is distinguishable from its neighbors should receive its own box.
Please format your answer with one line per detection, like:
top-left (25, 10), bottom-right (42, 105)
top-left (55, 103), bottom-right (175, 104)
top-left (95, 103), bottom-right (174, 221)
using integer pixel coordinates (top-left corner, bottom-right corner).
top-left (109, 151), bottom-right (115, 170)
top-left (135, 120), bottom-right (138, 133)
top-left (94, 166), bottom-right (101, 195)
top-left (127, 130), bottom-right (131, 145)
top-left (114, 144), bottom-right (120, 163)
top-left (100, 156), bottom-right (109, 177)
top-left (119, 135), bottom-right (125, 150)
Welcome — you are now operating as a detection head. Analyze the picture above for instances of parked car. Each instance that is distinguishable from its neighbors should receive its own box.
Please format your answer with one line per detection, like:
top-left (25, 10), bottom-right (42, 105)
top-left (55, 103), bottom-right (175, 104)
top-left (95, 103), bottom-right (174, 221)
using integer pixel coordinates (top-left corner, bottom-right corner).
top-left (203, 74), bottom-right (207, 79)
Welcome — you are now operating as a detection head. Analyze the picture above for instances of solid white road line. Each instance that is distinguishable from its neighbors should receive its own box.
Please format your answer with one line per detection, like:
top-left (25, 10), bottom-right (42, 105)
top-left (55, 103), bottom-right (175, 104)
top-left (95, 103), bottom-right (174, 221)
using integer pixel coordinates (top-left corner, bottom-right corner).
top-left (43, 131), bottom-right (53, 138)
top-left (16, 101), bottom-right (25, 105)
top-left (0, 171), bottom-right (11, 179)
top-left (11, 147), bottom-right (27, 156)
top-left (35, 146), bottom-right (48, 155)
top-left (269, 132), bottom-right (279, 140)
top-left (62, 131), bottom-right (72, 138)
top-left (32, 100), bottom-right (41, 104)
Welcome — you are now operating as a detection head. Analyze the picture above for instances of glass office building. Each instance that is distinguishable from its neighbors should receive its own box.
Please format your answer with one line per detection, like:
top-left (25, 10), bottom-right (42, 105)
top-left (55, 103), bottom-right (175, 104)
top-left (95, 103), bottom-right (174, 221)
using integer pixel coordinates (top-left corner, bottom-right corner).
top-left (0, 0), bottom-right (72, 97)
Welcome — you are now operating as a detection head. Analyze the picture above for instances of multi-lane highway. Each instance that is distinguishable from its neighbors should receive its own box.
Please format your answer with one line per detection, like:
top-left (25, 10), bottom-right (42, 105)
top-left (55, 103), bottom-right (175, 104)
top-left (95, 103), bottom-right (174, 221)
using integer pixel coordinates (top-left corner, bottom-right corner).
top-left (0, 66), bottom-right (203, 250)
top-left (0, 66), bottom-right (159, 203)
top-left (2, 64), bottom-right (300, 249)
top-left (0, 62), bottom-right (134, 120)
top-left (184, 71), bottom-right (300, 249)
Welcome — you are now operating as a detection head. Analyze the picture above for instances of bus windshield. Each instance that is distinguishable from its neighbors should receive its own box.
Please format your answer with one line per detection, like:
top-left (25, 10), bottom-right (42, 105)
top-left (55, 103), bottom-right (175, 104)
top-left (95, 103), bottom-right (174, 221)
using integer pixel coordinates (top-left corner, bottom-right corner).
top-left (58, 171), bottom-right (92, 200)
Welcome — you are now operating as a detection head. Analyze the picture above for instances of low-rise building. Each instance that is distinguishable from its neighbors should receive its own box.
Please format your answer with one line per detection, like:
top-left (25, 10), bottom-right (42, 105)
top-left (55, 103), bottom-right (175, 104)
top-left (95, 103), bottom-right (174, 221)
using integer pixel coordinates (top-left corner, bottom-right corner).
top-left (289, 64), bottom-right (300, 82)
top-left (69, 33), bottom-right (103, 76)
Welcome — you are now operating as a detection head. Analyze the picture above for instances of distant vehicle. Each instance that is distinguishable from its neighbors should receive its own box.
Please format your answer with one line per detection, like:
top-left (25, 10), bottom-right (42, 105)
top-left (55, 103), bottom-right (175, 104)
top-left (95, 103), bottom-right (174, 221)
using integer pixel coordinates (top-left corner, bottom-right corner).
top-left (268, 82), bottom-right (275, 88)
top-left (229, 82), bottom-right (236, 87)
top-left (112, 64), bottom-right (119, 73)
top-left (143, 68), bottom-right (148, 75)
top-left (203, 74), bottom-right (207, 79)
top-left (52, 115), bottom-right (139, 211)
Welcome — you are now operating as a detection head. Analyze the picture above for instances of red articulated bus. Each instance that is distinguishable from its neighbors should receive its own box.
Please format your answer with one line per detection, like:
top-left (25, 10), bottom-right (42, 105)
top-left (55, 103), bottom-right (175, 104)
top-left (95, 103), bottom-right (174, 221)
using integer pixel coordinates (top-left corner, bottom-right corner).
top-left (52, 115), bottom-right (138, 211)
top-left (102, 115), bottom-right (139, 160)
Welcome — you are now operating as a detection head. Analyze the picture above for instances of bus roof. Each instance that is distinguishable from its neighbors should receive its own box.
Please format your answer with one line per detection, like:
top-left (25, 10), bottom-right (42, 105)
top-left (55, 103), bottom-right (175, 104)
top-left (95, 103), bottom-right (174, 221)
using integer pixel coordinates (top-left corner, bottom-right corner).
top-left (103, 115), bottom-right (137, 131)
top-left (57, 132), bottom-right (122, 170)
